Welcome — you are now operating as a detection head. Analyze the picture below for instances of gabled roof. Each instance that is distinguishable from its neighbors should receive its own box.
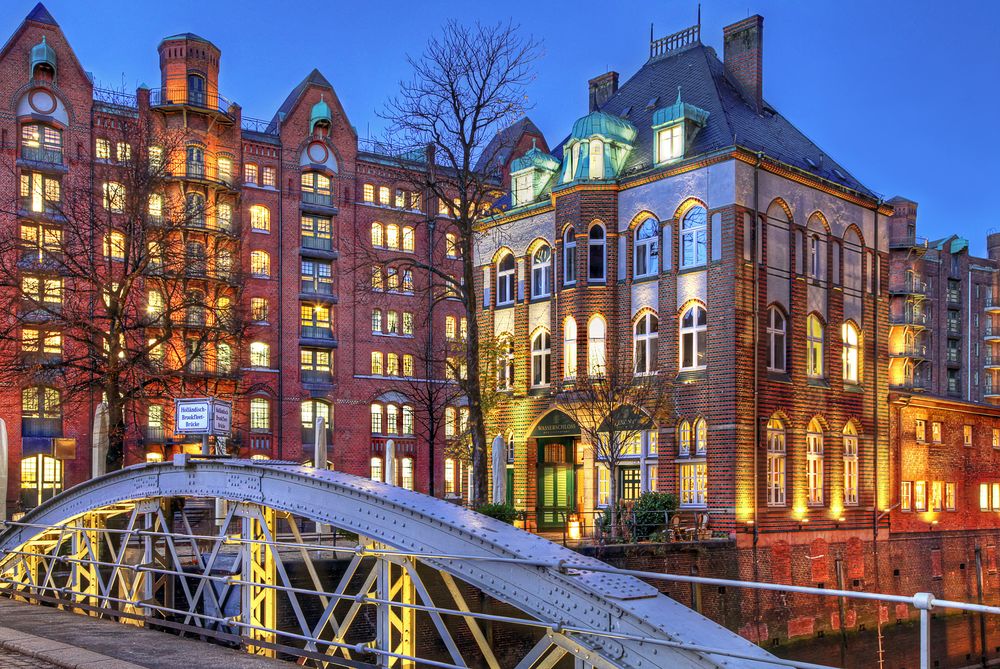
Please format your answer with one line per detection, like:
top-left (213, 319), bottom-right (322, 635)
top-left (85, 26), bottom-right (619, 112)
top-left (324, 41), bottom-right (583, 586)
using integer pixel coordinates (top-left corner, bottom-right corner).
top-left (274, 68), bottom-right (333, 122)
top-left (591, 41), bottom-right (875, 198)
top-left (26, 3), bottom-right (57, 26)
top-left (475, 117), bottom-right (544, 174)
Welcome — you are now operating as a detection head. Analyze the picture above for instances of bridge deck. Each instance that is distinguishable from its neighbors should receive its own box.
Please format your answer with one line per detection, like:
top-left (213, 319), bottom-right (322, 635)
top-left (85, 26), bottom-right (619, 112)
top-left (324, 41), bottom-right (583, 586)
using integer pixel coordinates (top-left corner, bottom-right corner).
top-left (0, 598), bottom-right (290, 669)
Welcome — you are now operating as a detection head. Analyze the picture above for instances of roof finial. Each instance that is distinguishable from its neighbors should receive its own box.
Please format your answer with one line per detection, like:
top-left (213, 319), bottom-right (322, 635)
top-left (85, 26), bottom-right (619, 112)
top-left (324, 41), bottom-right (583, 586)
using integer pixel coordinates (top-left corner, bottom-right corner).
top-left (697, 3), bottom-right (702, 30)
top-left (531, 138), bottom-right (537, 150)
top-left (676, 86), bottom-right (682, 105)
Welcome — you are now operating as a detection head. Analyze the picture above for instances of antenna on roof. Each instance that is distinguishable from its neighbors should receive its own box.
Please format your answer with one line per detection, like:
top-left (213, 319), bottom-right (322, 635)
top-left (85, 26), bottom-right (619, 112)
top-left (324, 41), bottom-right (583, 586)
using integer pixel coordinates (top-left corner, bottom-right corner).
top-left (650, 23), bottom-right (654, 44)
top-left (697, 3), bottom-right (701, 30)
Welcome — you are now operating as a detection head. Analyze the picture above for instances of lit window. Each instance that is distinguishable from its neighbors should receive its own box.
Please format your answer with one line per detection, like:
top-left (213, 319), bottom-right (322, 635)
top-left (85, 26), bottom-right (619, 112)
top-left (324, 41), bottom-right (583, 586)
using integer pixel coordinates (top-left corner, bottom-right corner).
top-left (496, 253), bottom-right (515, 306)
top-left (767, 307), bottom-right (786, 372)
top-left (217, 156), bottom-right (232, 183)
top-left (964, 424), bottom-right (973, 446)
top-left (767, 417), bottom-right (786, 506)
top-left (402, 354), bottom-right (413, 377)
top-left (217, 203), bottom-right (233, 231)
top-left (363, 184), bottom-right (374, 202)
top-left (930, 481), bottom-right (943, 512)
top-left (262, 166), bottom-right (276, 187)
top-left (444, 458), bottom-right (457, 495)
top-left (931, 421), bottom-right (942, 443)
top-left (597, 463), bottom-right (610, 507)
top-left (588, 316), bottom-right (606, 376)
top-left (102, 182), bottom-right (125, 212)
top-left (250, 398), bottom-right (270, 432)
top-left (588, 139), bottom-right (604, 179)
top-left (95, 138), bottom-right (111, 160)
top-left (249, 205), bottom-right (270, 232)
top-left (497, 335), bottom-right (514, 390)
top-left (251, 297), bottom-right (268, 322)
top-left (459, 317), bottom-right (467, 339)
top-left (387, 353), bottom-right (399, 376)
top-left (679, 462), bottom-right (707, 507)
top-left (378, 186), bottom-right (390, 205)
top-left (994, 428), bottom-right (1000, 449)
top-left (386, 404), bottom-right (399, 433)
top-left (401, 457), bottom-right (414, 490)
top-left (148, 145), bottom-right (163, 169)
top-left (21, 328), bottom-right (61, 356)
top-left (633, 218), bottom-right (659, 278)
top-left (146, 290), bottom-right (163, 316)
top-left (116, 141), bottom-right (131, 163)
top-left (386, 310), bottom-right (398, 334)
top-left (915, 419), bottom-right (926, 443)
top-left (807, 418), bottom-right (824, 506)
top-left (402, 405), bottom-right (414, 434)
top-left (588, 224), bottom-right (606, 281)
top-left (902, 481), bottom-right (913, 512)
top-left (531, 245), bottom-right (551, 298)
top-left (370, 404), bottom-right (383, 433)
top-left (372, 309), bottom-right (383, 333)
top-left (104, 231), bottom-right (126, 261)
top-left (250, 342), bottom-right (270, 368)
top-left (148, 194), bottom-right (162, 220)
top-left (563, 227), bottom-right (577, 285)
top-left (945, 482), bottom-right (956, 511)
top-left (531, 330), bottom-right (551, 387)
top-left (386, 223), bottom-right (399, 249)
top-left (806, 315), bottom-right (825, 378)
top-left (371, 351), bottom-right (384, 375)
top-left (446, 233), bottom-right (459, 258)
top-left (633, 312), bottom-right (658, 374)
top-left (371, 265), bottom-right (384, 291)
top-left (217, 342), bottom-right (232, 374)
top-left (251, 250), bottom-right (270, 277)
top-left (679, 305), bottom-right (707, 370)
top-left (445, 407), bottom-right (457, 437)
top-left (657, 124), bottom-right (683, 162)
top-left (371, 457), bottom-right (383, 482)
top-left (402, 226), bottom-right (414, 252)
top-left (244, 163), bottom-right (258, 184)
top-left (843, 422), bottom-right (858, 506)
top-left (680, 206), bottom-right (707, 268)
top-left (371, 222), bottom-right (384, 247)
top-left (21, 275), bottom-right (62, 306)
top-left (563, 317), bottom-right (577, 379)
top-left (842, 322), bottom-right (860, 384)
top-left (513, 173), bottom-right (532, 206)
top-left (394, 189), bottom-right (405, 208)
top-left (914, 480), bottom-right (927, 512)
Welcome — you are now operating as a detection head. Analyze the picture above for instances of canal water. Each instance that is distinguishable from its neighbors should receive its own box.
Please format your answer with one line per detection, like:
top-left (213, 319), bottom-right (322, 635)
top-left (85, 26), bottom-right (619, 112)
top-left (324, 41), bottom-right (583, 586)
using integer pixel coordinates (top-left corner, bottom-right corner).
top-left (774, 612), bottom-right (1000, 668)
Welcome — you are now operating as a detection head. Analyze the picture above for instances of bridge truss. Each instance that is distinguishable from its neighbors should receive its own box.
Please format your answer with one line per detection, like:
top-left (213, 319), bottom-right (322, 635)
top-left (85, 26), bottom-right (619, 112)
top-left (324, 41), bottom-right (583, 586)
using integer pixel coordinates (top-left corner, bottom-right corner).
top-left (0, 457), bottom-right (783, 668)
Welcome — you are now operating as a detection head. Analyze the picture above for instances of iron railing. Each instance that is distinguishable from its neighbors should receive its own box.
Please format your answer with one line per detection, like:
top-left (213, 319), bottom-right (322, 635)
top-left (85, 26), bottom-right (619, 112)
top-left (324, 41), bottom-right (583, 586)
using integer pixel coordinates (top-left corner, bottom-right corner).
top-left (149, 83), bottom-right (235, 120)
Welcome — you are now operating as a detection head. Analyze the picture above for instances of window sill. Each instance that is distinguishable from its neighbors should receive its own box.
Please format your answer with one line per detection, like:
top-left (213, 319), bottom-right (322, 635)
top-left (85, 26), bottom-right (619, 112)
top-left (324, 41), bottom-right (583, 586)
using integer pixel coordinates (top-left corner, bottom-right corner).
top-left (528, 295), bottom-right (550, 304)
top-left (807, 378), bottom-right (830, 389)
top-left (677, 265), bottom-right (707, 276)
top-left (843, 382), bottom-right (865, 394)
top-left (586, 279), bottom-right (607, 286)
top-left (767, 371), bottom-right (793, 384)
top-left (631, 274), bottom-right (659, 285)
top-left (495, 303), bottom-right (515, 310)
top-left (676, 369), bottom-right (707, 383)
top-left (528, 386), bottom-right (550, 397)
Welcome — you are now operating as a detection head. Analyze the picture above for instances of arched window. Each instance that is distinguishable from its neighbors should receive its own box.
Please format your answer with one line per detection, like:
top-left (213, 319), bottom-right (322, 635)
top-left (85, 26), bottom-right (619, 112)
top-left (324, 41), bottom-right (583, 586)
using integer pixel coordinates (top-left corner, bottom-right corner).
top-left (633, 218), bottom-right (659, 278)
top-left (766, 417), bottom-right (786, 506)
top-left (185, 145), bottom-right (204, 177)
top-left (370, 456), bottom-right (383, 482)
top-left (767, 307), bottom-right (786, 372)
top-left (587, 316), bottom-right (607, 376)
top-left (678, 420), bottom-right (692, 456)
top-left (402, 405), bottom-right (414, 435)
top-left (843, 422), bottom-right (859, 506)
top-left (301, 171), bottom-right (332, 201)
top-left (807, 418), bottom-right (824, 506)
top-left (187, 73), bottom-right (206, 105)
top-left (809, 233), bottom-right (821, 278)
top-left (531, 245), bottom-right (551, 298)
top-left (370, 403), bottom-right (383, 433)
top-left (250, 250), bottom-right (270, 277)
top-left (634, 312), bottom-right (658, 374)
top-left (386, 404), bottom-right (399, 434)
top-left (564, 317), bottom-right (578, 379)
top-left (216, 202), bottom-right (232, 231)
top-left (497, 335), bottom-right (515, 390)
top-left (445, 232), bottom-right (459, 258)
top-left (842, 322), bottom-right (860, 384)
top-left (402, 226), bottom-right (414, 252)
top-left (531, 330), bottom-right (551, 386)
top-left (21, 386), bottom-right (60, 436)
top-left (249, 205), bottom-right (270, 232)
top-left (588, 224), bottom-right (606, 282)
top-left (21, 123), bottom-right (62, 163)
top-left (588, 139), bottom-right (604, 179)
top-left (806, 315), bottom-right (824, 378)
top-left (496, 253), bottom-right (515, 306)
top-left (249, 341), bottom-right (270, 368)
top-left (679, 305), bottom-right (707, 370)
top-left (371, 222), bottom-right (384, 247)
top-left (386, 223), bottom-right (400, 249)
top-left (301, 399), bottom-right (331, 448)
top-left (185, 192), bottom-right (204, 226)
top-left (249, 397), bottom-right (270, 432)
top-left (680, 206), bottom-right (707, 268)
top-left (563, 227), bottom-right (577, 285)
top-left (693, 417), bottom-right (707, 455)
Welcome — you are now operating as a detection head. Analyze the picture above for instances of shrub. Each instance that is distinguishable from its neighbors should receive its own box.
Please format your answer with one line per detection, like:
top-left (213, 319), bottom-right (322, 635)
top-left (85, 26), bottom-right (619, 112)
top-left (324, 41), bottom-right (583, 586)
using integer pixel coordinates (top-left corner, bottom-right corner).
top-left (634, 491), bottom-right (678, 540)
top-left (474, 502), bottom-right (519, 524)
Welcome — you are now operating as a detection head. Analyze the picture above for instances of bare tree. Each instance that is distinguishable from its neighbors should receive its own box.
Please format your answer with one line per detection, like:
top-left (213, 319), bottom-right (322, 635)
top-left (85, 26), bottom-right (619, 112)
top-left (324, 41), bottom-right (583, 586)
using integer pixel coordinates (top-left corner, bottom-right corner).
top-left (0, 104), bottom-right (248, 470)
top-left (555, 341), bottom-right (670, 537)
top-left (380, 20), bottom-right (541, 505)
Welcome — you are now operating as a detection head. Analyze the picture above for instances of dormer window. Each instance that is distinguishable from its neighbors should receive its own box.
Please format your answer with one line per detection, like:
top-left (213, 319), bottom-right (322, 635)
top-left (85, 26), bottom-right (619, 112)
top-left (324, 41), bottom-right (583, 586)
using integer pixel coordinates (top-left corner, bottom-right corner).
top-left (656, 124), bottom-right (683, 163)
top-left (513, 173), bottom-right (532, 206)
top-left (588, 140), bottom-right (604, 179)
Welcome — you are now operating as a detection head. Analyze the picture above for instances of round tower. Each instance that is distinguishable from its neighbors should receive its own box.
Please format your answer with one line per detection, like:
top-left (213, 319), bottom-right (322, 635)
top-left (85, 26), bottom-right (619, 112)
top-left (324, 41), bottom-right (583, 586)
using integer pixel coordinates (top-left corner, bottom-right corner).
top-left (156, 33), bottom-right (223, 112)
top-left (988, 231), bottom-right (1000, 263)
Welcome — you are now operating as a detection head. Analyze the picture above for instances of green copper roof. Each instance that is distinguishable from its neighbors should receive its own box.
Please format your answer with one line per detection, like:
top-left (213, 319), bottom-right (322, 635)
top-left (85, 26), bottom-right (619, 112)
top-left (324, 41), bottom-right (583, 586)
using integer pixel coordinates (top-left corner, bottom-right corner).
top-left (30, 36), bottom-right (56, 74)
top-left (510, 141), bottom-right (560, 173)
top-left (570, 111), bottom-right (637, 144)
top-left (652, 87), bottom-right (709, 128)
top-left (309, 95), bottom-right (332, 132)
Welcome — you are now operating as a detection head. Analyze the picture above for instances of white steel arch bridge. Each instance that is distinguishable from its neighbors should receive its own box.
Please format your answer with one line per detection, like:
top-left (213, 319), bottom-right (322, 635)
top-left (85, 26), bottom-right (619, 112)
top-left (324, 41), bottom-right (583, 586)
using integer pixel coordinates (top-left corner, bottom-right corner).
top-left (0, 457), bottom-right (786, 668)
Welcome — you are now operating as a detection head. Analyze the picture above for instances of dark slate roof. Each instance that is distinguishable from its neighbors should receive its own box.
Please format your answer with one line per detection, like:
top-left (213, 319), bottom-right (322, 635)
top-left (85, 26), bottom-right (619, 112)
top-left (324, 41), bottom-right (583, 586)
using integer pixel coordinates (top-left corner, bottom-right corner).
top-left (161, 32), bottom-right (213, 44)
top-left (26, 3), bottom-right (57, 26)
top-left (590, 42), bottom-right (875, 198)
top-left (273, 69), bottom-right (333, 124)
top-left (475, 117), bottom-right (543, 175)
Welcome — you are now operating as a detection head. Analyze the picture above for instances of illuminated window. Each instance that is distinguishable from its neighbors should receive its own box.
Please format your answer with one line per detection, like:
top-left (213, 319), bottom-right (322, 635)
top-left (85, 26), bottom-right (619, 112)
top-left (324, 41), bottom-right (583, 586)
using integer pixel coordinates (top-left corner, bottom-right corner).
top-left (994, 428), bottom-right (1000, 449)
top-left (301, 215), bottom-right (332, 249)
top-left (250, 250), bottom-right (270, 277)
top-left (496, 253), bottom-right (515, 306)
top-left (633, 312), bottom-right (658, 375)
top-left (250, 397), bottom-right (270, 432)
top-left (217, 156), bottom-right (232, 183)
top-left (657, 123), bottom-right (683, 162)
top-left (513, 173), bottom-right (532, 206)
top-left (363, 184), bottom-right (374, 202)
top-left (964, 424), bottom-right (973, 446)
top-left (387, 353), bottom-right (399, 376)
top-left (445, 316), bottom-right (456, 339)
top-left (563, 227), bottom-right (577, 285)
top-left (679, 305), bottom-right (707, 370)
top-left (370, 404), bottom-right (383, 433)
top-left (445, 407), bottom-right (457, 438)
top-left (372, 309), bottom-right (383, 333)
top-left (102, 182), bottom-right (125, 212)
top-left (21, 328), bottom-right (61, 356)
top-left (371, 457), bottom-right (383, 482)
top-left (915, 419), bottom-right (926, 443)
top-left (249, 342), bottom-right (270, 368)
top-left (371, 222), bottom-right (384, 247)
top-left (531, 245), bottom-right (551, 298)
top-left (444, 458), bottom-right (457, 495)
top-left (806, 315), bottom-right (825, 378)
top-left (394, 189), bottom-right (405, 208)
top-left (249, 205), bottom-right (270, 232)
top-left (386, 223), bottom-right (399, 249)
top-left (19, 454), bottom-right (62, 508)
top-left (217, 203), bottom-right (233, 231)
top-left (403, 312), bottom-right (413, 335)
top-left (371, 265), bottom-right (384, 291)
top-left (95, 138), bottom-right (110, 160)
top-left (843, 422), bottom-right (858, 506)
top-left (147, 290), bottom-right (163, 316)
top-left (217, 342), bottom-right (232, 374)
top-left (563, 316), bottom-right (577, 379)
top-left (116, 141), bottom-right (131, 163)
top-left (588, 139), bottom-right (604, 179)
top-left (945, 482), bottom-right (956, 511)
top-left (262, 166), bottom-right (276, 187)
top-left (402, 405), bottom-right (414, 435)
top-left (633, 218), bottom-right (659, 278)
top-left (446, 233), bottom-right (459, 258)
top-left (104, 231), bottom-right (126, 261)
top-left (244, 163), bottom-right (258, 184)
top-left (930, 481), bottom-right (943, 512)
top-left (931, 421), bottom-right (942, 443)
top-left (402, 226), bottom-right (414, 252)
top-left (402, 354), bottom-right (414, 377)
top-left (588, 224), bottom-right (606, 281)
top-left (914, 480), bottom-right (927, 511)
top-left (497, 335), bottom-right (514, 390)
top-left (767, 307), bottom-right (786, 372)
top-left (679, 462), bottom-right (707, 507)
top-left (378, 186), bottom-right (390, 205)
top-left (531, 330), bottom-right (551, 387)
top-left (401, 457), bottom-right (414, 490)
top-left (148, 145), bottom-right (163, 169)
top-left (371, 351), bottom-right (384, 375)
top-left (597, 463), bottom-right (610, 507)
top-left (902, 481), bottom-right (913, 512)
top-left (842, 322), bottom-right (860, 383)
top-left (587, 316), bottom-right (606, 377)
top-left (767, 416), bottom-right (786, 506)
top-left (807, 418), bottom-right (824, 506)
top-left (251, 297), bottom-right (268, 322)
top-left (386, 404), bottom-right (399, 433)
top-left (680, 206), bottom-right (707, 268)
top-left (147, 193), bottom-right (162, 220)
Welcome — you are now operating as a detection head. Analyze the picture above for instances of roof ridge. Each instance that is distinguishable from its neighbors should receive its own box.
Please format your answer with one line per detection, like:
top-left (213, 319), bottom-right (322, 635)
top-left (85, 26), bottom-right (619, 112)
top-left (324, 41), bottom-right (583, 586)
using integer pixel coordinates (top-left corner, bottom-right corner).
top-left (26, 3), bottom-right (57, 26)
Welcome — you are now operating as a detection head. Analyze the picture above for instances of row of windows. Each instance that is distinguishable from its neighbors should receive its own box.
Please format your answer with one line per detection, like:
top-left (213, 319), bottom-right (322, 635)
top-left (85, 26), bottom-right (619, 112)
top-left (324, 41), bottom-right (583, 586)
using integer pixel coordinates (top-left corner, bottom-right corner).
top-left (370, 403), bottom-right (415, 435)
top-left (244, 163), bottom-right (277, 188)
top-left (770, 308), bottom-right (863, 384)
top-left (370, 222), bottom-right (415, 251)
top-left (900, 480), bottom-right (957, 512)
top-left (362, 184), bottom-right (421, 210)
top-left (371, 265), bottom-right (414, 292)
top-left (372, 309), bottom-right (415, 336)
top-left (915, 419), bottom-right (1000, 448)
top-left (369, 456), bottom-right (415, 490)
top-left (766, 417), bottom-right (859, 507)
top-left (370, 352), bottom-right (415, 377)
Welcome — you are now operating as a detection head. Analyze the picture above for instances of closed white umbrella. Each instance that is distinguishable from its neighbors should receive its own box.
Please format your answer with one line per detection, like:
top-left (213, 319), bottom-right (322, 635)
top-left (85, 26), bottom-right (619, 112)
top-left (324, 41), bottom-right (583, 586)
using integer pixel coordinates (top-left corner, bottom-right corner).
top-left (385, 439), bottom-right (395, 486)
top-left (491, 434), bottom-right (506, 505)
top-left (0, 418), bottom-right (8, 521)
top-left (92, 402), bottom-right (109, 478)
top-left (313, 415), bottom-right (326, 469)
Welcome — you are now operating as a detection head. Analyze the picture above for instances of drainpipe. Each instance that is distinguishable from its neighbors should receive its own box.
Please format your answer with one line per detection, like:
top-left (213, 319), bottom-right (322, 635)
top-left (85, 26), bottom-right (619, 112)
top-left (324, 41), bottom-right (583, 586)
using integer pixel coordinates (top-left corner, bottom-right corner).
top-left (427, 211), bottom-right (437, 496)
top-left (752, 152), bottom-right (763, 547)
top-left (276, 142), bottom-right (284, 461)
top-left (873, 200), bottom-right (882, 544)
top-left (967, 267), bottom-right (973, 400)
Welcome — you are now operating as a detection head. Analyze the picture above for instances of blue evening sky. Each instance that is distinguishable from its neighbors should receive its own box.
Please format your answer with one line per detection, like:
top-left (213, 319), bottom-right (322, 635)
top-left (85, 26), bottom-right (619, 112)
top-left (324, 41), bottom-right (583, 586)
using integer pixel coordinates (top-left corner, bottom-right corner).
top-left (9, 1), bottom-right (999, 253)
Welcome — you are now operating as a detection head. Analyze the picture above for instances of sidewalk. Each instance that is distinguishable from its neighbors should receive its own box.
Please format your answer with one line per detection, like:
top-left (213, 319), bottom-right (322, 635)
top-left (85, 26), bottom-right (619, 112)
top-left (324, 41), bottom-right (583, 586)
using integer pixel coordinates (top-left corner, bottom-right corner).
top-left (0, 598), bottom-right (291, 669)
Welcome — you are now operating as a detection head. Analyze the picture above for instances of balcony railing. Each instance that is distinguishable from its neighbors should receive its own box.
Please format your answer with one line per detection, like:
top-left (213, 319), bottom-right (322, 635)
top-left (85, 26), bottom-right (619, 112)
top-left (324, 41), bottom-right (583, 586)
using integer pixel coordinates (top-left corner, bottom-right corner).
top-left (889, 378), bottom-right (929, 391)
top-left (21, 417), bottom-right (62, 438)
top-left (149, 83), bottom-right (236, 121)
top-left (300, 325), bottom-right (335, 341)
top-left (302, 235), bottom-right (333, 251)
top-left (20, 145), bottom-right (63, 166)
top-left (986, 326), bottom-right (1000, 339)
top-left (888, 278), bottom-right (927, 296)
top-left (890, 344), bottom-right (927, 358)
top-left (987, 296), bottom-right (1000, 310)
top-left (301, 191), bottom-right (334, 208)
top-left (889, 312), bottom-right (928, 327)
top-left (142, 425), bottom-right (166, 443)
top-left (18, 195), bottom-right (61, 217)
top-left (165, 159), bottom-right (236, 188)
top-left (301, 280), bottom-right (334, 296)
top-left (888, 234), bottom-right (929, 250)
top-left (986, 356), bottom-right (1000, 368)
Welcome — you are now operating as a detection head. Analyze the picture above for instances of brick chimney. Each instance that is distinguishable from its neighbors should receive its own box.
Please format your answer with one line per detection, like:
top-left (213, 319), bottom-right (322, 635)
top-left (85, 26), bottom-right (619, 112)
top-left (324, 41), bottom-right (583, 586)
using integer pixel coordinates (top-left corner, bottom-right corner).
top-left (588, 71), bottom-right (619, 112)
top-left (723, 15), bottom-right (764, 113)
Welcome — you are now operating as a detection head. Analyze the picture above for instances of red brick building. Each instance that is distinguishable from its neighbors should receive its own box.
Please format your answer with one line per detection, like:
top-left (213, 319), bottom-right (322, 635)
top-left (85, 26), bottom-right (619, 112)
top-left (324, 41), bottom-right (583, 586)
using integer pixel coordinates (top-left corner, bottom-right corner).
top-left (0, 3), bottom-right (540, 512)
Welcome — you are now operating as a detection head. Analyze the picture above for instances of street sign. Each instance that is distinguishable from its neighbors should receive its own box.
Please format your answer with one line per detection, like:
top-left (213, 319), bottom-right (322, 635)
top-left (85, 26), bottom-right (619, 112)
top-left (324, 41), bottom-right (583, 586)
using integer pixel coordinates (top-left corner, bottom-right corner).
top-left (175, 398), bottom-right (232, 436)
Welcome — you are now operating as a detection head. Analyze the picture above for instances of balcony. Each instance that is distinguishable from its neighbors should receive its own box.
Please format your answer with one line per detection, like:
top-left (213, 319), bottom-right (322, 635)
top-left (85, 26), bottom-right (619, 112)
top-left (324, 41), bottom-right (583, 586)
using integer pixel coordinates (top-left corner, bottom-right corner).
top-left (987, 327), bottom-right (1000, 341)
top-left (889, 344), bottom-right (928, 360)
top-left (889, 312), bottom-right (928, 328)
top-left (301, 369), bottom-right (333, 386)
top-left (301, 191), bottom-right (337, 214)
top-left (301, 235), bottom-right (334, 252)
top-left (300, 325), bottom-right (337, 344)
top-left (986, 356), bottom-right (1000, 370)
top-left (142, 425), bottom-right (167, 443)
top-left (888, 278), bottom-right (928, 297)
top-left (889, 378), bottom-right (928, 392)
top-left (889, 234), bottom-right (928, 251)
top-left (987, 296), bottom-right (1000, 313)
top-left (20, 145), bottom-right (63, 167)
top-left (165, 158), bottom-right (237, 190)
top-left (21, 417), bottom-right (62, 438)
top-left (18, 195), bottom-right (62, 219)
top-left (986, 382), bottom-right (1000, 400)
top-left (149, 82), bottom-right (236, 123)
top-left (300, 280), bottom-right (336, 302)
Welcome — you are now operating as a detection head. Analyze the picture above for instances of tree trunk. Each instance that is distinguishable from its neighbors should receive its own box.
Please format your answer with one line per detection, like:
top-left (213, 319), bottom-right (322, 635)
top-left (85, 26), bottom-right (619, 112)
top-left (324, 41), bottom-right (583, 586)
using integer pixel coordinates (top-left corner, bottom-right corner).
top-left (461, 244), bottom-right (488, 507)
top-left (106, 399), bottom-right (126, 471)
top-left (609, 462), bottom-right (619, 539)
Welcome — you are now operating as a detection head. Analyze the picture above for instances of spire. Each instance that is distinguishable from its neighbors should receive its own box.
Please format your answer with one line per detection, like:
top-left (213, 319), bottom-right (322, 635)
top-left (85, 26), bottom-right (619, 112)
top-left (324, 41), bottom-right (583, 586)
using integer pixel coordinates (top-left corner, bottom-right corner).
top-left (26, 3), bottom-right (58, 26)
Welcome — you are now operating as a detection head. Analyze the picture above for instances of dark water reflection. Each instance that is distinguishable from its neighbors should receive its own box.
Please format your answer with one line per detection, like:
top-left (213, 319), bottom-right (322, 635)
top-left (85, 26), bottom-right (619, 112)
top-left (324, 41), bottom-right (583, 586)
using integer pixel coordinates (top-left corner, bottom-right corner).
top-left (774, 612), bottom-right (1000, 669)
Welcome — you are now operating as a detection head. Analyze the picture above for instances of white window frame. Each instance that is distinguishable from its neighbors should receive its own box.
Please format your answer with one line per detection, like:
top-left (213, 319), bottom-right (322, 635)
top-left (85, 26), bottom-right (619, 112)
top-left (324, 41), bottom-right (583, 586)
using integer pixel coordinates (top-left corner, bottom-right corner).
top-left (633, 312), bottom-right (658, 375)
top-left (633, 218), bottom-right (659, 278)
top-left (679, 305), bottom-right (707, 370)
top-left (531, 245), bottom-right (551, 298)
top-left (531, 330), bottom-right (551, 387)
top-left (767, 307), bottom-right (786, 372)
top-left (680, 206), bottom-right (707, 268)
top-left (843, 424), bottom-right (859, 506)
top-left (806, 315), bottom-right (825, 378)
top-left (563, 228), bottom-right (577, 285)
top-left (842, 322), bottom-right (860, 384)
top-left (496, 254), bottom-right (515, 306)
top-left (807, 420), bottom-right (824, 506)
top-left (587, 316), bottom-right (606, 377)
top-left (588, 224), bottom-right (606, 282)
top-left (657, 124), bottom-right (683, 163)
top-left (767, 417), bottom-right (786, 506)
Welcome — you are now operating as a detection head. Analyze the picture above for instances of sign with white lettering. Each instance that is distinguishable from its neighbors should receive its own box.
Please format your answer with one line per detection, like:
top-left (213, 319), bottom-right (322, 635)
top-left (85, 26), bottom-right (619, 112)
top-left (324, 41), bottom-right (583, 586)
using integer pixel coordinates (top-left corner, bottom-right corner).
top-left (175, 398), bottom-right (232, 436)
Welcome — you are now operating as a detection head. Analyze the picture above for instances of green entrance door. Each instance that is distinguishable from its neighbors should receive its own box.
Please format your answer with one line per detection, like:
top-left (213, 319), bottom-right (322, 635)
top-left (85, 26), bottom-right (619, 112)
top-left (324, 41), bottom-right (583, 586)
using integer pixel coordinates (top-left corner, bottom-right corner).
top-left (537, 440), bottom-right (575, 530)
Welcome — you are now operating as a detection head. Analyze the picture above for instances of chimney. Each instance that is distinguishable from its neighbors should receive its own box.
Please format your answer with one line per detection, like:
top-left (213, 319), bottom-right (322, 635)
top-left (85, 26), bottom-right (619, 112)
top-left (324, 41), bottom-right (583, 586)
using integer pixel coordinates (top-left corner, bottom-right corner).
top-left (588, 71), bottom-right (619, 112)
top-left (723, 15), bottom-right (764, 113)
